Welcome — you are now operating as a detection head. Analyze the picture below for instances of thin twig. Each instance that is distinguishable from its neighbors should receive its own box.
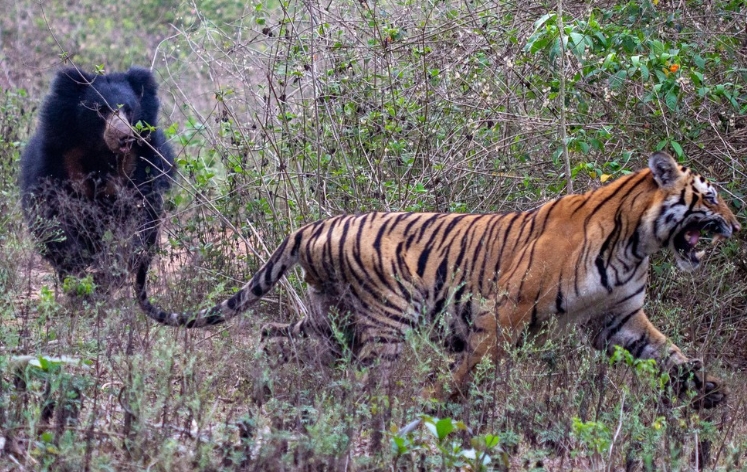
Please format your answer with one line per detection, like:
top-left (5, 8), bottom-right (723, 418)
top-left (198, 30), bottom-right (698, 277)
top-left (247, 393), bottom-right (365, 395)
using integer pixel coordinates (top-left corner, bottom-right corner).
top-left (556, 0), bottom-right (572, 194)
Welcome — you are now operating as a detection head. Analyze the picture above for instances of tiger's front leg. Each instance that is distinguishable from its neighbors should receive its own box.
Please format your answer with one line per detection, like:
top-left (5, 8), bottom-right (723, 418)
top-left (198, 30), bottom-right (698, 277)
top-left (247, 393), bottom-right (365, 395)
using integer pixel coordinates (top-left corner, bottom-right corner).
top-left (593, 309), bottom-right (726, 409)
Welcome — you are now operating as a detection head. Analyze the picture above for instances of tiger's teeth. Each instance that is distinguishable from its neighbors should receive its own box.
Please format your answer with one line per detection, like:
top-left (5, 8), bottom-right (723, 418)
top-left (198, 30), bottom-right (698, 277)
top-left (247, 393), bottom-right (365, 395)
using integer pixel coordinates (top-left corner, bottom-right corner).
top-left (712, 234), bottom-right (725, 244)
top-left (695, 250), bottom-right (705, 260)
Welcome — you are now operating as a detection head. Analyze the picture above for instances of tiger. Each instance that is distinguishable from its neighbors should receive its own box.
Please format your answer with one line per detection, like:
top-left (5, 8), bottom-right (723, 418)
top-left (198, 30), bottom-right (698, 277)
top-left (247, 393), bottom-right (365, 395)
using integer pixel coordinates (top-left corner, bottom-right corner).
top-left (137, 151), bottom-right (740, 408)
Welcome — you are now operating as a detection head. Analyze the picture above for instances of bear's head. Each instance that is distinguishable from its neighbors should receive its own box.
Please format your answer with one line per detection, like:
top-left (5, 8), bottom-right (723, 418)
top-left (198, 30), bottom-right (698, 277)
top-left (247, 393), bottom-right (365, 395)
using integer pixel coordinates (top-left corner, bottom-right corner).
top-left (45, 67), bottom-right (161, 159)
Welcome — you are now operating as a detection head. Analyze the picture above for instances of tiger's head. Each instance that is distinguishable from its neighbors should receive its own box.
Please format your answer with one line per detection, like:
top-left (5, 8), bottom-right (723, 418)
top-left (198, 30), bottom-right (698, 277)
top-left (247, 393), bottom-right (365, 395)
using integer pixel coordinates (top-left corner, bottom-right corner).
top-left (647, 151), bottom-right (740, 272)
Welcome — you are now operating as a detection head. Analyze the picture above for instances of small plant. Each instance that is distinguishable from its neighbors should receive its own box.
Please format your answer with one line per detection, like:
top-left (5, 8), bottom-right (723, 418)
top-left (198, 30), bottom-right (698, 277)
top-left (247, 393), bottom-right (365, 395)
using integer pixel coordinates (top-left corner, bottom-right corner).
top-left (9, 356), bottom-right (91, 451)
top-left (571, 416), bottom-right (612, 468)
top-left (609, 345), bottom-right (669, 392)
top-left (391, 415), bottom-right (508, 471)
top-left (61, 274), bottom-right (96, 298)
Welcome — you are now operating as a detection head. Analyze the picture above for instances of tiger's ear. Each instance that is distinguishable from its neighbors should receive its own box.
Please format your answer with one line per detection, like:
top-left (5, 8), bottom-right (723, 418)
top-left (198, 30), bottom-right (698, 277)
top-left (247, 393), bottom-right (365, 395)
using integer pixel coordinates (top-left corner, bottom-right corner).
top-left (649, 152), bottom-right (681, 189)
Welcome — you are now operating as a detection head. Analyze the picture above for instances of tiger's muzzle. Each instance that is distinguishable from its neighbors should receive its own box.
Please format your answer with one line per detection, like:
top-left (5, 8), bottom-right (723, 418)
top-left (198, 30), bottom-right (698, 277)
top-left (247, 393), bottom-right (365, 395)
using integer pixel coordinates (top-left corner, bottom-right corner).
top-left (672, 215), bottom-right (739, 271)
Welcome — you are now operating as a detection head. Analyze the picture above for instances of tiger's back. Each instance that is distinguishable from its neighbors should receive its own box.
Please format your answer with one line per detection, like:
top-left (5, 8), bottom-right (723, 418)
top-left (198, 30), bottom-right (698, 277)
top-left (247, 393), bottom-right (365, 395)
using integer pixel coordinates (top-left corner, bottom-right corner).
top-left (139, 152), bottom-right (739, 407)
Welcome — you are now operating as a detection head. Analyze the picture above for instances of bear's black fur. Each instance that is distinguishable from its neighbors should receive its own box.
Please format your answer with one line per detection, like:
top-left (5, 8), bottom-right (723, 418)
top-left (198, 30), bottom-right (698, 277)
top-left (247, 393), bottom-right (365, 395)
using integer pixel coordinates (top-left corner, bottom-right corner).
top-left (20, 67), bottom-right (174, 290)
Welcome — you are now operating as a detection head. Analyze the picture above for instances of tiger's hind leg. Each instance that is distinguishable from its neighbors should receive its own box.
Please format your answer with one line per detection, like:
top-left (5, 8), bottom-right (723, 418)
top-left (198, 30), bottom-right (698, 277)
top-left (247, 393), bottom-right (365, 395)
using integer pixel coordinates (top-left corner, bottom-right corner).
top-left (354, 324), bottom-right (407, 453)
top-left (426, 298), bottom-right (508, 403)
top-left (260, 310), bottom-right (313, 366)
top-left (260, 286), bottom-right (344, 366)
top-left (355, 325), bottom-right (406, 391)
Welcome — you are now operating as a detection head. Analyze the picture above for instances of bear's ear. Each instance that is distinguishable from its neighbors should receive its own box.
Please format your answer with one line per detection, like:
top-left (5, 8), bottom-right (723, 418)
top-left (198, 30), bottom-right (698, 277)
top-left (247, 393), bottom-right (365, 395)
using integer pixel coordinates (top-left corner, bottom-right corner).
top-left (125, 67), bottom-right (158, 99)
top-left (649, 151), bottom-right (682, 189)
top-left (50, 68), bottom-right (96, 97)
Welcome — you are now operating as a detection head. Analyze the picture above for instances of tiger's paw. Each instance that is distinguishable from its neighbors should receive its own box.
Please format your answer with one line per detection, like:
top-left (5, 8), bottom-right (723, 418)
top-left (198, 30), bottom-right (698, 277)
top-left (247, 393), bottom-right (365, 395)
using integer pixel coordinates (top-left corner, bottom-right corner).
top-left (692, 372), bottom-right (727, 409)
top-left (260, 335), bottom-right (295, 366)
top-left (260, 323), bottom-right (338, 368)
top-left (670, 360), bottom-right (727, 409)
top-left (260, 322), bottom-right (294, 340)
top-left (259, 322), bottom-right (296, 366)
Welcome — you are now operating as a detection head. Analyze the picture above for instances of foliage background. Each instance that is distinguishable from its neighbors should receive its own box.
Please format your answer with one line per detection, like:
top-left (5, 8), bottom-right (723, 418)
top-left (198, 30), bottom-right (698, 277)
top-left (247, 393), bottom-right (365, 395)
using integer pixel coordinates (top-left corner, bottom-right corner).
top-left (0, 0), bottom-right (745, 469)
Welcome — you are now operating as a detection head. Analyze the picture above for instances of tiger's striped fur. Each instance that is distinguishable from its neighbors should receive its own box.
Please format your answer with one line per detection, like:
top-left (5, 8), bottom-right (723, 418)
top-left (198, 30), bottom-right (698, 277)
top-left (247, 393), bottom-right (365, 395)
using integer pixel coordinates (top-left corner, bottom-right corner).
top-left (139, 152), bottom-right (739, 407)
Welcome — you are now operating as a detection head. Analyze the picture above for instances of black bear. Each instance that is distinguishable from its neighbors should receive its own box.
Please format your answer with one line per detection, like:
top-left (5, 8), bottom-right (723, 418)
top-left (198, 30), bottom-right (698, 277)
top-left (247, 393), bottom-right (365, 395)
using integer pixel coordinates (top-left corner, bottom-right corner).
top-left (20, 67), bottom-right (174, 292)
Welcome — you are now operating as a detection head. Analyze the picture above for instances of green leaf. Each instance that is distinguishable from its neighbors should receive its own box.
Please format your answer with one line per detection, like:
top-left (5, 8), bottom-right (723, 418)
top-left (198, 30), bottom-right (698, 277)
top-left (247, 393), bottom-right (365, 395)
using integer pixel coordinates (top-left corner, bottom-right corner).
top-left (609, 70), bottom-right (627, 91)
top-left (639, 63), bottom-right (650, 81)
top-left (670, 140), bottom-right (684, 158)
top-left (37, 356), bottom-right (51, 371)
top-left (593, 31), bottom-right (608, 48)
top-left (665, 90), bottom-right (678, 111)
top-left (391, 436), bottom-right (409, 455)
top-left (621, 34), bottom-right (639, 53)
top-left (483, 434), bottom-right (500, 448)
top-left (533, 12), bottom-right (555, 30)
top-left (649, 40), bottom-right (665, 56)
top-left (602, 52), bottom-right (617, 70)
top-left (589, 138), bottom-right (604, 151)
top-left (693, 54), bottom-right (706, 69)
top-left (527, 35), bottom-right (551, 54)
top-left (569, 32), bottom-right (585, 57)
top-left (435, 418), bottom-right (455, 441)
top-left (690, 71), bottom-right (703, 87)
top-left (550, 37), bottom-right (563, 62)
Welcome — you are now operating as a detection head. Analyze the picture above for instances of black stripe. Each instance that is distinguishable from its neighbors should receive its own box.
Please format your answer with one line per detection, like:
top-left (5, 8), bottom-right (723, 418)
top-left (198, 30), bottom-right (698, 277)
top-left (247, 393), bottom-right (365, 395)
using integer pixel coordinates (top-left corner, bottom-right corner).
top-left (432, 297), bottom-right (446, 317)
top-left (627, 226), bottom-right (642, 259)
top-left (556, 287), bottom-right (565, 314)
top-left (610, 285), bottom-right (645, 308)
top-left (415, 216), bottom-right (448, 277)
top-left (477, 214), bottom-right (505, 289)
top-left (321, 217), bottom-right (342, 280)
top-left (263, 260), bottom-right (275, 286)
top-left (416, 214), bottom-right (443, 242)
top-left (494, 212), bottom-right (521, 275)
top-left (604, 309), bottom-right (640, 343)
top-left (416, 246), bottom-right (432, 278)
top-left (584, 171), bottom-right (649, 222)
top-left (402, 212), bottom-right (423, 235)
top-left (291, 230), bottom-right (303, 256)
top-left (503, 238), bottom-right (537, 290)
top-left (627, 333), bottom-right (649, 358)
top-left (433, 257), bottom-right (449, 297)
top-left (528, 305), bottom-right (539, 331)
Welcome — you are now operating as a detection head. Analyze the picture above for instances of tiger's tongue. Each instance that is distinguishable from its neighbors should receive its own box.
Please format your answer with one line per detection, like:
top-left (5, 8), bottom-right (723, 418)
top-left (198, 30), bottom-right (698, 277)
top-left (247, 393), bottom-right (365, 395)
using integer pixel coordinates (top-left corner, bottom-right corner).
top-left (686, 230), bottom-right (700, 246)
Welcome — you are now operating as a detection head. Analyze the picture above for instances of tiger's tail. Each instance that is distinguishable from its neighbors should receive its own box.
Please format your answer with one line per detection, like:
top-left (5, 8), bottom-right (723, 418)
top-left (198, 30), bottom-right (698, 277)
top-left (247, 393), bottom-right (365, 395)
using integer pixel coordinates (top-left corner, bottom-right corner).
top-left (136, 231), bottom-right (303, 328)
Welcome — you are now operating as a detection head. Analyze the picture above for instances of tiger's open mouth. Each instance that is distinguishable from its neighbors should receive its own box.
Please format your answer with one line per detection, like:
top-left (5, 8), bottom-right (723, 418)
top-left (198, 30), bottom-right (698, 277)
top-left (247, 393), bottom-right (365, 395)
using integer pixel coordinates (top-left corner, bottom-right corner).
top-left (672, 220), bottom-right (730, 269)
